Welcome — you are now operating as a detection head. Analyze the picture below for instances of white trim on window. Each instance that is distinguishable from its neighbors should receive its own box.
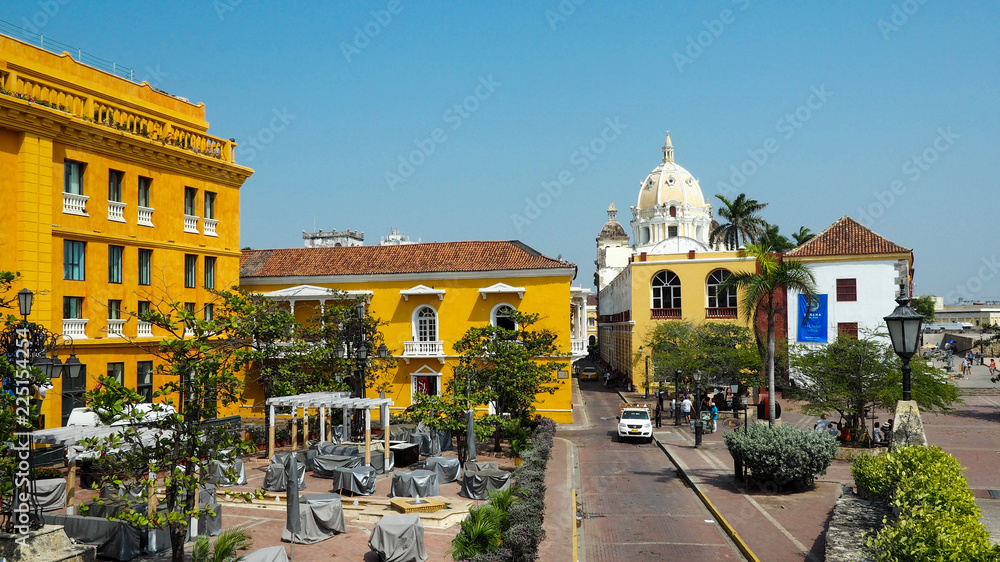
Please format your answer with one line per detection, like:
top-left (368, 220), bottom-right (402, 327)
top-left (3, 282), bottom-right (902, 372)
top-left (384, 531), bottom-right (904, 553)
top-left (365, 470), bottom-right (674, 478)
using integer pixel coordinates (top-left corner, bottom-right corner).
top-left (412, 305), bottom-right (438, 341)
top-left (400, 284), bottom-right (446, 301)
top-left (478, 282), bottom-right (526, 300)
top-left (490, 302), bottom-right (518, 329)
top-left (409, 365), bottom-right (443, 401)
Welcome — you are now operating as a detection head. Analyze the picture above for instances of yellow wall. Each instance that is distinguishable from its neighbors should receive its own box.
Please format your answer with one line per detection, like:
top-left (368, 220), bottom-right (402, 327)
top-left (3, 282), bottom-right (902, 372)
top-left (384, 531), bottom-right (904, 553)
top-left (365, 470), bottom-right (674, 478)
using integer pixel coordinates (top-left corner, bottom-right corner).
top-left (600, 251), bottom-right (756, 383)
top-left (0, 34), bottom-right (252, 427)
top-left (243, 272), bottom-right (576, 423)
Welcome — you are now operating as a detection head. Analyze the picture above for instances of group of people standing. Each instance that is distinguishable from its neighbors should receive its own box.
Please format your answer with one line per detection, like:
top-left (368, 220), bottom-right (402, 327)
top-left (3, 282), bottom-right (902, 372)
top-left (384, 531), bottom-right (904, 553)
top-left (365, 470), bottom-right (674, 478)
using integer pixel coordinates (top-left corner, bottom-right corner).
top-left (671, 393), bottom-right (719, 432)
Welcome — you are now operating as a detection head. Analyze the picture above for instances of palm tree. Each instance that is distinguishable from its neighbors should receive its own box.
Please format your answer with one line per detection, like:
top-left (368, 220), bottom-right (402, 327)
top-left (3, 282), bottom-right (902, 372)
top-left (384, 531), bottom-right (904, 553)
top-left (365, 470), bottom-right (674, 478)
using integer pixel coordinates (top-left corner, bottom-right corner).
top-left (759, 224), bottom-right (795, 253)
top-left (719, 244), bottom-right (817, 426)
top-left (791, 226), bottom-right (816, 246)
top-left (709, 194), bottom-right (769, 250)
top-left (192, 526), bottom-right (253, 562)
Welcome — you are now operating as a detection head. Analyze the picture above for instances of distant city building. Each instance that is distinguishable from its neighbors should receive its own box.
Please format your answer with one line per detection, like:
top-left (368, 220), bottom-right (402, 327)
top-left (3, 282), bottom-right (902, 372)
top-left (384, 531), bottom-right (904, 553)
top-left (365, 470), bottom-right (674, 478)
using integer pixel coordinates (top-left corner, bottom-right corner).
top-left (302, 228), bottom-right (364, 247)
top-left (935, 303), bottom-right (1000, 328)
top-left (380, 227), bottom-right (420, 246)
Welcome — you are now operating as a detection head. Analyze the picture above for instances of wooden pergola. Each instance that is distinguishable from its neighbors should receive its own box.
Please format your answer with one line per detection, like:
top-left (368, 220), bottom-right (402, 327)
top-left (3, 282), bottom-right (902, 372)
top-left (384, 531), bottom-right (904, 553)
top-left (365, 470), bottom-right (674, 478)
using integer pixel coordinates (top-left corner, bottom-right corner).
top-left (265, 392), bottom-right (395, 471)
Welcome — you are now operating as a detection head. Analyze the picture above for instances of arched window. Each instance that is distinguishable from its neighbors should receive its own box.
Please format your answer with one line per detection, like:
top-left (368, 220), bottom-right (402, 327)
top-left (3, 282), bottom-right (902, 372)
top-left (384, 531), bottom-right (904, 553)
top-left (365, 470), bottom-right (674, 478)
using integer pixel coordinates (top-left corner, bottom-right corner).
top-left (414, 306), bottom-right (438, 341)
top-left (651, 270), bottom-right (681, 310)
top-left (707, 269), bottom-right (737, 310)
top-left (491, 304), bottom-right (517, 331)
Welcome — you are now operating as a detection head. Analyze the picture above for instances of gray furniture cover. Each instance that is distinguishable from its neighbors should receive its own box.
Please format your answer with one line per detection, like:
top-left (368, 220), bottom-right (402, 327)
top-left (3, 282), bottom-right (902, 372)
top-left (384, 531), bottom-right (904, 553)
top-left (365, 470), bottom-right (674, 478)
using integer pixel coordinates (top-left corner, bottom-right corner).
top-left (436, 430), bottom-right (453, 452)
top-left (272, 450), bottom-right (317, 471)
top-left (315, 438), bottom-right (349, 455)
top-left (325, 444), bottom-right (361, 457)
top-left (262, 454), bottom-right (307, 492)
top-left (408, 432), bottom-right (441, 457)
top-left (206, 458), bottom-right (247, 486)
top-left (425, 457), bottom-right (461, 483)
top-left (390, 470), bottom-right (440, 498)
top-left (369, 514), bottom-right (428, 562)
top-left (241, 546), bottom-right (290, 562)
top-left (331, 465), bottom-right (376, 495)
top-left (281, 497), bottom-right (346, 544)
top-left (44, 513), bottom-right (142, 561)
top-left (35, 478), bottom-right (66, 511)
top-left (390, 424), bottom-right (415, 442)
top-left (464, 460), bottom-right (498, 472)
top-left (461, 469), bottom-right (512, 500)
top-left (369, 449), bottom-right (395, 474)
top-left (312, 454), bottom-right (364, 478)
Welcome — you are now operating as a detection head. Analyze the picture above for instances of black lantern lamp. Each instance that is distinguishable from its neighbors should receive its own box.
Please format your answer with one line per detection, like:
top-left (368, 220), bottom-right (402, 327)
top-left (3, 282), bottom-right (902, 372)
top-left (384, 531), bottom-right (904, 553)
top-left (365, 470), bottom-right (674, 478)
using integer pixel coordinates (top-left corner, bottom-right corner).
top-left (377, 343), bottom-right (389, 359)
top-left (883, 284), bottom-right (924, 401)
top-left (356, 344), bottom-right (368, 360)
top-left (62, 352), bottom-right (83, 381)
top-left (17, 288), bottom-right (33, 320)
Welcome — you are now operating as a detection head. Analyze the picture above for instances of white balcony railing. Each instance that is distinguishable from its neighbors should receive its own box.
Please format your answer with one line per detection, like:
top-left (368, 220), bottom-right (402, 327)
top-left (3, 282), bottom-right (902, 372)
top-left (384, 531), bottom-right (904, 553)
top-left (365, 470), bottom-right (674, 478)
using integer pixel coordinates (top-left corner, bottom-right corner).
top-left (63, 192), bottom-right (89, 216)
top-left (62, 319), bottom-right (88, 339)
top-left (107, 319), bottom-right (126, 337)
top-left (137, 206), bottom-right (154, 227)
top-left (204, 218), bottom-right (218, 237)
top-left (137, 320), bottom-right (153, 337)
top-left (571, 338), bottom-right (586, 355)
top-left (107, 201), bottom-right (126, 222)
top-left (403, 341), bottom-right (444, 356)
top-left (184, 215), bottom-right (199, 233)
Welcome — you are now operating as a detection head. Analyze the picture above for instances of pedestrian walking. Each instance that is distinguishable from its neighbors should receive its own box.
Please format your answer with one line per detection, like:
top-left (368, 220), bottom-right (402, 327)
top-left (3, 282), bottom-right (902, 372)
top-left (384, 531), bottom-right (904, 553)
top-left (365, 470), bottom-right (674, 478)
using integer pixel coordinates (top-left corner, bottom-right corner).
top-left (710, 402), bottom-right (718, 432)
top-left (990, 359), bottom-right (996, 377)
top-left (681, 395), bottom-right (692, 422)
top-left (654, 403), bottom-right (662, 428)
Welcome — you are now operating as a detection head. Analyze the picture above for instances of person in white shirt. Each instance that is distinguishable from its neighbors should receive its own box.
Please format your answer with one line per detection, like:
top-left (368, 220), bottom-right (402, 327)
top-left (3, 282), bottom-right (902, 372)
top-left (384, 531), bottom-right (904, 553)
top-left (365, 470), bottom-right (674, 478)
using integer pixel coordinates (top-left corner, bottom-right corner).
top-left (681, 396), bottom-right (692, 422)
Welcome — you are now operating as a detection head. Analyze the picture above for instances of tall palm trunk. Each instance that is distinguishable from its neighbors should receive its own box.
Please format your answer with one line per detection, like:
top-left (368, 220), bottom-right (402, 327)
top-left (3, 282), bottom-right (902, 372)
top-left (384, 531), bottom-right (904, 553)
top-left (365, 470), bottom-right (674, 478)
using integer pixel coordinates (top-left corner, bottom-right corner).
top-left (767, 292), bottom-right (776, 426)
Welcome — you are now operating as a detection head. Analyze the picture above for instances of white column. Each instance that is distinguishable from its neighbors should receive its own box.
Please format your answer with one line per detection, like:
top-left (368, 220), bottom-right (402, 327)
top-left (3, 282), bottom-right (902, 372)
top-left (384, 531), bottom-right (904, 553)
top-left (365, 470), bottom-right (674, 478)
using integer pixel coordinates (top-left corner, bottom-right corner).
top-left (364, 408), bottom-right (372, 467)
top-left (382, 403), bottom-right (391, 473)
top-left (319, 407), bottom-right (326, 444)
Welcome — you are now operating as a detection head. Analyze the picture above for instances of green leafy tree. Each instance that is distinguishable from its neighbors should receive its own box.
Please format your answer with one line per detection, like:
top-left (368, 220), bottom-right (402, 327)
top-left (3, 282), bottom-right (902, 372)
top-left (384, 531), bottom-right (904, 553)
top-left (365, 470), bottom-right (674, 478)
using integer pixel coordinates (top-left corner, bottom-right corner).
top-left (453, 311), bottom-right (565, 452)
top-left (709, 193), bottom-right (769, 250)
top-left (759, 224), bottom-right (796, 253)
top-left (719, 244), bottom-right (817, 425)
top-left (791, 226), bottom-right (816, 246)
top-left (910, 295), bottom-right (936, 322)
top-left (647, 321), bottom-right (763, 392)
top-left (789, 331), bottom-right (958, 438)
top-left (192, 525), bottom-right (253, 562)
top-left (82, 292), bottom-right (257, 562)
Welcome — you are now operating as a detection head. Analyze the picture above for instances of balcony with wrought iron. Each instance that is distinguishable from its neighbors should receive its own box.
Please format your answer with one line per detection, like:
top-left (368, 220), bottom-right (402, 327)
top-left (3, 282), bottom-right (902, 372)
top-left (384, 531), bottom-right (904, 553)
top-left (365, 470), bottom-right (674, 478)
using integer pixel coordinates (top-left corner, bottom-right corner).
top-left (107, 200), bottom-right (126, 222)
top-left (403, 340), bottom-right (445, 364)
top-left (650, 308), bottom-right (682, 320)
top-left (204, 218), bottom-right (218, 237)
top-left (63, 319), bottom-right (88, 339)
top-left (705, 307), bottom-right (738, 319)
top-left (63, 192), bottom-right (89, 216)
top-left (137, 206), bottom-right (154, 227)
top-left (184, 215), bottom-right (199, 233)
top-left (107, 319), bottom-right (126, 337)
top-left (137, 320), bottom-right (153, 338)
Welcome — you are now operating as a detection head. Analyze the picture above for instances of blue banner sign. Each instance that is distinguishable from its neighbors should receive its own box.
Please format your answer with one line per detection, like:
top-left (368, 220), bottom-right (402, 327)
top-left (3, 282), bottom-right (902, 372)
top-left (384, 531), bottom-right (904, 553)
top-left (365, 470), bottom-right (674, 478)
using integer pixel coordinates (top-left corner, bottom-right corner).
top-left (798, 294), bottom-right (828, 343)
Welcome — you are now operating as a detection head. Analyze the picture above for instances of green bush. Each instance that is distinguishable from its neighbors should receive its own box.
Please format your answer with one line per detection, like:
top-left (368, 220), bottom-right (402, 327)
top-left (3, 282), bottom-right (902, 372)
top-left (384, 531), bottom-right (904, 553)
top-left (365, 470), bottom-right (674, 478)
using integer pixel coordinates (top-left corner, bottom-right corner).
top-left (850, 453), bottom-right (891, 500)
top-left (30, 467), bottom-right (64, 480)
top-left (864, 446), bottom-right (1000, 561)
top-left (724, 422), bottom-right (838, 491)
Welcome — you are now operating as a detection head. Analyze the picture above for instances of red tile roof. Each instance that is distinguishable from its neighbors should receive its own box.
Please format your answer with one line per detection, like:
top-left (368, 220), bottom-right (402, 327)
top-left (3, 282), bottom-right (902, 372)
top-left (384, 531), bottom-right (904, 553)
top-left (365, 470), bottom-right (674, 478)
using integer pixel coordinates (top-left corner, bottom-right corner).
top-left (785, 216), bottom-right (910, 258)
top-left (240, 241), bottom-right (575, 278)
top-left (587, 294), bottom-right (597, 306)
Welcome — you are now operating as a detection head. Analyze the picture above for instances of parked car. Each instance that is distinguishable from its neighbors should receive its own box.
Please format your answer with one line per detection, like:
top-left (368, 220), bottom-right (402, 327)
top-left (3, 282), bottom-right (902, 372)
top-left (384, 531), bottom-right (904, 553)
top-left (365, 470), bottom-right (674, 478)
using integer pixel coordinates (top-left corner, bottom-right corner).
top-left (617, 403), bottom-right (653, 443)
top-left (581, 366), bottom-right (599, 381)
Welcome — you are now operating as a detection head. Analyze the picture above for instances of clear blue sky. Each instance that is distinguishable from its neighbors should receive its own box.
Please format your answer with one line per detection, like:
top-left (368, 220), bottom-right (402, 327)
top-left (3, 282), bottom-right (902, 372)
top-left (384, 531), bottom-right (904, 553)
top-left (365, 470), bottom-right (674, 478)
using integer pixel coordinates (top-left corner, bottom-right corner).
top-left (9, 1), bottom-right (1000, 302)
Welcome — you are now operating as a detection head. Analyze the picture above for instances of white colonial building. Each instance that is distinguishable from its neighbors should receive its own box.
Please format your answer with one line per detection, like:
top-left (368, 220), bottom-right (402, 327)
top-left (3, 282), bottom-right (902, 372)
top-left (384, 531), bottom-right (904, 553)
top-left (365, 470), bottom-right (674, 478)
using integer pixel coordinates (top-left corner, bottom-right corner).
top-left (784, 216), bottom-right (913, 349)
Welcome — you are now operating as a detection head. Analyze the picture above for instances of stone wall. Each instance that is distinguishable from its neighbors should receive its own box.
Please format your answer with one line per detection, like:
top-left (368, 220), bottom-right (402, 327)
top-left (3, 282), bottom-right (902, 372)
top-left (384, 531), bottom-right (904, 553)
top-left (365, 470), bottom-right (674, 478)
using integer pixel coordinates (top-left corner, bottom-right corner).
top-left (825, 491), bottom-right (893, 562)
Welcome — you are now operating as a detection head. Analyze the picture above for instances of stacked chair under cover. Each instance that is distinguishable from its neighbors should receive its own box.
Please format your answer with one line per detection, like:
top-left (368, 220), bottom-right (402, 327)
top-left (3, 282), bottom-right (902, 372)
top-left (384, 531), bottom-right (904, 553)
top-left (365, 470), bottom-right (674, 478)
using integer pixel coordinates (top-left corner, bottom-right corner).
top-left (425, 457), bottom-right (461, 483)
top-left (312, 454), bottom-right (364, 478)
top-left (262, 453), bottom-right (307, 492)
top-left (331, 465), bottom-right (377, 495)
top-left (461, 468), bottom-right (512, 500)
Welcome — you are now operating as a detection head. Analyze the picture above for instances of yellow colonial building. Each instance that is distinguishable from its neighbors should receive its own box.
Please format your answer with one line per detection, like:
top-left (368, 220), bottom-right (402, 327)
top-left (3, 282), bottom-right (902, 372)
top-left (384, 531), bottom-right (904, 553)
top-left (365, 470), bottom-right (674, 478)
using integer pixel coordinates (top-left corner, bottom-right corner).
top-left (239, 241), bottom-right (580, 423)
top-left (0, 33), bottom-right (252, 427)
top-left (596, 134), bottom-right (755, 385)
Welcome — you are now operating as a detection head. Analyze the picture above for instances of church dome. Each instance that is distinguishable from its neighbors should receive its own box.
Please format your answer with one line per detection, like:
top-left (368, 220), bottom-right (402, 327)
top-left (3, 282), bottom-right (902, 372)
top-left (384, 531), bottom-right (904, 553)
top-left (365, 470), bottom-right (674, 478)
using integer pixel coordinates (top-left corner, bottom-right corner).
top-left (635, 134), bottom-right (710, 211)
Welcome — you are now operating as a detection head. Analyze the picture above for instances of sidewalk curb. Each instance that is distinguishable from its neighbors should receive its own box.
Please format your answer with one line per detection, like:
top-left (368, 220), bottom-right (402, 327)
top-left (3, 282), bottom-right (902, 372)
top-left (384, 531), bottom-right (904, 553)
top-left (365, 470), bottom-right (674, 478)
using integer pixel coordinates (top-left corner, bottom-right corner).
top-left (616, 389), bottom-right (759, 562)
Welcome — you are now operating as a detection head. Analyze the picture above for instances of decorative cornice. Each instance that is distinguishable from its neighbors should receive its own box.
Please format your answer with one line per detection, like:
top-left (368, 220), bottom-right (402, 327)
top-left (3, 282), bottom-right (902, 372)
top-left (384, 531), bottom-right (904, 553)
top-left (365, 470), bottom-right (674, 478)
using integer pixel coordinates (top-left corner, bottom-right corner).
top-left (0, 98), bottom-right (253, 188)
top-left (50, 226), bottom-right (241, 257)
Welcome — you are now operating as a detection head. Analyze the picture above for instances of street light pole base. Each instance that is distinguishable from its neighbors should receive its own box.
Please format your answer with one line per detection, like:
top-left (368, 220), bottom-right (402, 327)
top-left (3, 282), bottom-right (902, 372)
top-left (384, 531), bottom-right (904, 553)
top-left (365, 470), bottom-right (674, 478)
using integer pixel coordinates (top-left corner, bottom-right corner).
top-left (890, 400), bottom-right (927, 449)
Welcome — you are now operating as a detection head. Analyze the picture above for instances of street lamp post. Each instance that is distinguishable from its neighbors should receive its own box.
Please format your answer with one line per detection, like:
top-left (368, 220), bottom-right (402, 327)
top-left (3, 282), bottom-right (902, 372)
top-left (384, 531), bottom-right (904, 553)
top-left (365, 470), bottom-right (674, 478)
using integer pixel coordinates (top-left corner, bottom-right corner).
top-left (674, 369), bottom-right (682, 426)
top-left (693, 369), bottom-right (703, 447)
top-left (644, 355), bottom-right (650, 399)
top-left (884, 283), bottom-right (926, 447)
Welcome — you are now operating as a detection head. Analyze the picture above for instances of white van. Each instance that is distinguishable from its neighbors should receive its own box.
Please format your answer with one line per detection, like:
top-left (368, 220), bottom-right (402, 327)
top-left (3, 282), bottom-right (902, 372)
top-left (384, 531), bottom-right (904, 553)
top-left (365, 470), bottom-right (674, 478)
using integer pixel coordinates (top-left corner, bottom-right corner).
top-left (66, 403), bottom-right (176, 426)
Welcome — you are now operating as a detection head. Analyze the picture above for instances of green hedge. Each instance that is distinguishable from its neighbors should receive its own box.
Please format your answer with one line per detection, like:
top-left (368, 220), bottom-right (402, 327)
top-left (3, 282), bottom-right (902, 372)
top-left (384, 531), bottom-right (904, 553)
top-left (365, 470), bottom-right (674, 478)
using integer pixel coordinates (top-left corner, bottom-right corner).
top-left (724, 422), bottom-right (838, 491)
top-left (853, 446), bottom-right (1000, 561)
